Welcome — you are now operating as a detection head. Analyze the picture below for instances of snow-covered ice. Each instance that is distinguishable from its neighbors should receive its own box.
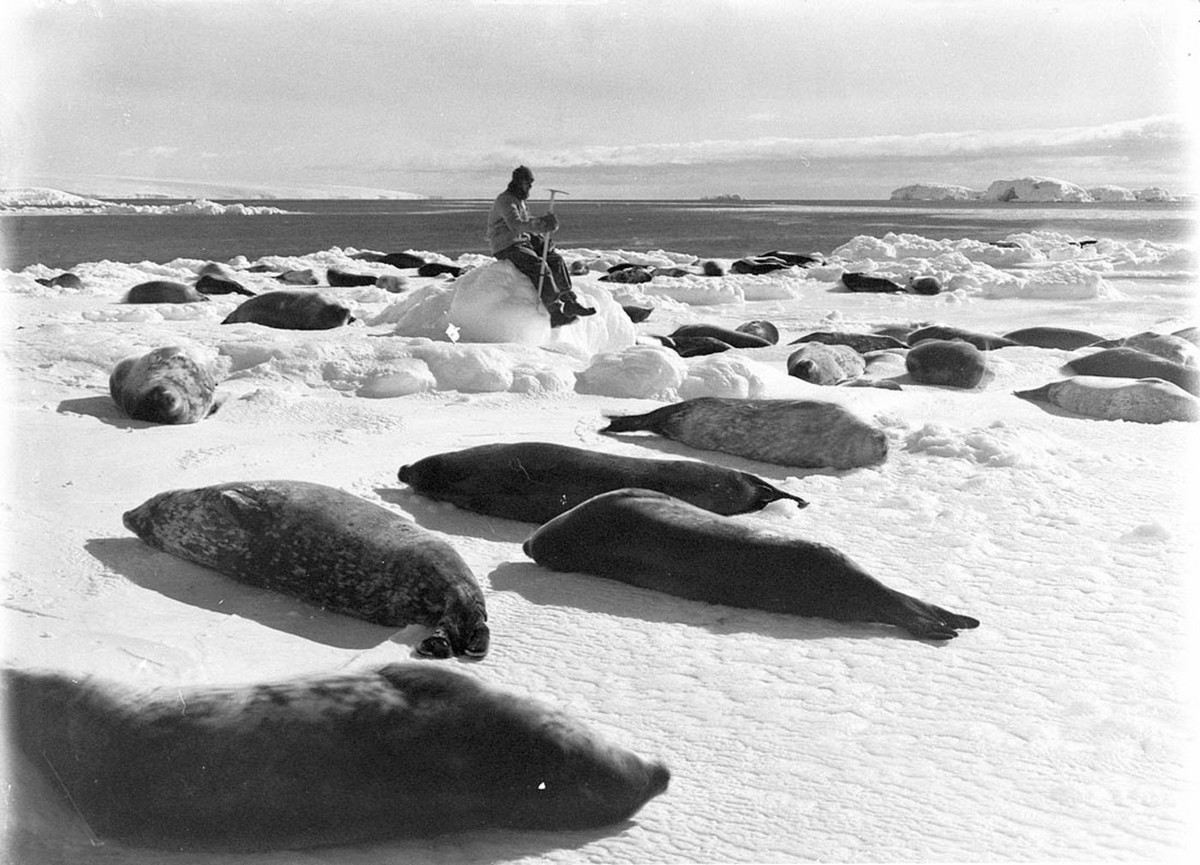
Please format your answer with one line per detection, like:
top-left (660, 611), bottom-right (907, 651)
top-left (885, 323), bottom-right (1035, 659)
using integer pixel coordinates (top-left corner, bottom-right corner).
top-left (2, 226), bottom-right (1197, 863)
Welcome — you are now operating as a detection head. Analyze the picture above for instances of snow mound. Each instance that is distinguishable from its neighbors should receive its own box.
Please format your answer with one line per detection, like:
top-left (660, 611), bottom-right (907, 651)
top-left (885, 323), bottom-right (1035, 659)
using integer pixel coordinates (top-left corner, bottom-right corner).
top-left (983, 262), bottom-right (1122, 300)
top-left (575, 344), bottom-right (689, 399)
top-left (982, 176), bottom-right (1093, 202)
top-left (903, 420), bottom-right (1057, 467)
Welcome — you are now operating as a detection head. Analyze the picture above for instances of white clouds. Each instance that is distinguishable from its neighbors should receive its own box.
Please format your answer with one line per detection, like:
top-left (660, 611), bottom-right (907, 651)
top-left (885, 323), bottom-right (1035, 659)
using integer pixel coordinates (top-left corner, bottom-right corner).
top-left (405, 115), bottom-right (1188, 173)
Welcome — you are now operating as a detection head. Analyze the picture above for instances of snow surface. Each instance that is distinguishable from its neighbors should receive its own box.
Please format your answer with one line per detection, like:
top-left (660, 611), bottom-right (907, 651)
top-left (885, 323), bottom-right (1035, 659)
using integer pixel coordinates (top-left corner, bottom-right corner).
top-left (2, 228), bottom-right (1198, 863)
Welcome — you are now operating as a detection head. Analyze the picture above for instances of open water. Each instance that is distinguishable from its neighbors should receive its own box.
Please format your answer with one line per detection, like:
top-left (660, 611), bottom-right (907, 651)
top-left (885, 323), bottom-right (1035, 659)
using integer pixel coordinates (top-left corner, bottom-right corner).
top-left (3, 199), bottom-right (1195, 271)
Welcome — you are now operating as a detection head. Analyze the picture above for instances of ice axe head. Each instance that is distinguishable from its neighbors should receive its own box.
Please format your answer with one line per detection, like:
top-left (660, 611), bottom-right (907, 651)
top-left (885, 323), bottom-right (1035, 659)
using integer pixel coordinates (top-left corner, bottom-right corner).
top-left (546, 188), bottom-right (569, 210)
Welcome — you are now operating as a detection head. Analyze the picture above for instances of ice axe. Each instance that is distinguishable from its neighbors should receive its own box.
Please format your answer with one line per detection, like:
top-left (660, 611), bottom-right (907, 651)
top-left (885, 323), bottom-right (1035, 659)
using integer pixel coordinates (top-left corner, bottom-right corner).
top-left (535, 188), bottom-right (569, 300)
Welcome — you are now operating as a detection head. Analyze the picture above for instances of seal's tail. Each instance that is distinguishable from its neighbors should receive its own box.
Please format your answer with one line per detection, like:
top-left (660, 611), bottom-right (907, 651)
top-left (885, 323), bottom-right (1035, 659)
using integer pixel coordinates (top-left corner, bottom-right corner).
top-left (599, 403), bottom-right (678, 434)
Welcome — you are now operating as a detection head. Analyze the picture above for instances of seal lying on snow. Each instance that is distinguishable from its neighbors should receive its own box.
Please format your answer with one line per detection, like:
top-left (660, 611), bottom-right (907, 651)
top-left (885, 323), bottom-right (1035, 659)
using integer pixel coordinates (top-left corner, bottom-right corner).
top-left (523, 489), bottom-right (979, 641)
top-left (222, 290), bottom-right (354, 330)
top-left (109, 345), bottom-right (220, 424)
top-left (1064, 347), bottom-right (1200, 396)
top-left (125, 280), bottom-right (208, 304)
top-left (905, 339), bottom-right (987, 388)
top-left (398, 441), bottom-right (808, 523)
top-left (601, 397), bottom-right (888, 469)
top-left (787, 343), bottom-right (866, 386)
top-left (3, 664), bottom-right (669, 852)
top-left (1015, 376), bottom-right (1200, 424)
top-left (123, 480), bottom-right (489, 658)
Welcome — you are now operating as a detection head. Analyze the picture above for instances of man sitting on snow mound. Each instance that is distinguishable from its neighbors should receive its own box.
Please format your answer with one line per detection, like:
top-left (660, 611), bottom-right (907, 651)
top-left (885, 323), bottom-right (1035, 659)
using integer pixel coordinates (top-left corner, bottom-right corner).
top-left (487, 165), bottom-right (597, 327)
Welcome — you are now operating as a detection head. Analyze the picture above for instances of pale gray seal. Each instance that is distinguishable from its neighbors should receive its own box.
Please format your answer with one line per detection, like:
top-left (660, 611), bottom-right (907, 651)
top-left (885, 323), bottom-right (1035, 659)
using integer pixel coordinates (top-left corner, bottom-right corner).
top-left (1015, 376), bottom-right (1200, 423)
top-left (601, 397), bottom-right (888, 470)
top-left (122, 480), bottom-right (489, 658)
top-left (1064, 347), bottom-right (1199, 395)
top-left (786, 343), bottom-right (866, 386)
top-left (108, 346), bottom-right (220, 424)
top-left (523, 488), bottom-right (979, 640)
top-left (3, 664), bottom-right (669, 851)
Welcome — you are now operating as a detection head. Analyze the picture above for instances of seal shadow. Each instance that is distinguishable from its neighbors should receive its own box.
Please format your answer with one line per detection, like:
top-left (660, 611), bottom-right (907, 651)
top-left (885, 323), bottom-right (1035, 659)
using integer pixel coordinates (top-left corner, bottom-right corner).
top-left (375, 486), bottom-right (535, 542)
top-left (56, 395), bottom-right (147, 428)
top-left (84, 537), bottom-right (423, 652)
top-left (488, 560), bottom-right (911, 643)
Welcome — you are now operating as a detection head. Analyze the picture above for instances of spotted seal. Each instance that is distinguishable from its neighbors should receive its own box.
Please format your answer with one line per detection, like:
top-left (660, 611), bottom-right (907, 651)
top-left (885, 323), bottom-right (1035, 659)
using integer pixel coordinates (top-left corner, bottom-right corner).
top-left (108, 345), bottom-right (220, 424)
top-left (3, 663), bottom-right (669, 852)
top-left (601, 397), bottom-right (888, 470)
top-left (398, 441), bottom-right (808, 523)
top-left (1064, 347), bottom-right (1199, 396)
top-left (523, 488), bottom-right (979, 641)
top-left (1015, 376), bottom-right (1200, 424)
top-left (122, 480), bottom-right (489, 658)
top-left (735, 320), bottom-right (780, 344)
top-left (221, 290), bottom-right (354, 330)
top-left (786, 343), bottom-right (866, 386)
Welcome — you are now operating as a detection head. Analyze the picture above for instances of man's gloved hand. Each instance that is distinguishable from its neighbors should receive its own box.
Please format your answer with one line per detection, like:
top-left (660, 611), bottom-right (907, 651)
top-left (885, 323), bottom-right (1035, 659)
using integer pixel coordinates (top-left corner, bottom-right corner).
top-left (539, 212), bottom-right (559, 233)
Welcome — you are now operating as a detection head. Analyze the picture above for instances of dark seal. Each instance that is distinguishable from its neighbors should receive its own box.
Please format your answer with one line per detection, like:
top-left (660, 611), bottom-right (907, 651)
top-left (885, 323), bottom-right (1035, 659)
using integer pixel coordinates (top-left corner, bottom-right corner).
top-left (670, 323), bottom-right (772, 349)
top-left (109, 345), bottom-right (220, 424)
top-left (3, 663), bottom-right (669, 852)
top-left (735, 319), bottom-right (780, 344)
top-left (398, 441), bottom-right (807, 523)
top-left (221, 290), bottom-right (354, 330)
top-left (122, 480), bottom-right (489, 658)
top-left (789, 331), bottom-right (908, 353)
top-left (601, 397), bottom-right (888, 470)
top-left (125, 280), bottom-right (209, 304)
top-left (327, 268), bottom-right (379, 287)
top-left (35, 272), bottom-right (84, 290)
top-left (840, 272), bottom-right (904, 293)
top-left (523, 488), bottom-right (979, 640)
top-left (905, 339), bottom-right (987, 388)
top-left (1001, 326), bottom-right (1106, 350)
top-left (907, 324), bottom-right (1017, 351)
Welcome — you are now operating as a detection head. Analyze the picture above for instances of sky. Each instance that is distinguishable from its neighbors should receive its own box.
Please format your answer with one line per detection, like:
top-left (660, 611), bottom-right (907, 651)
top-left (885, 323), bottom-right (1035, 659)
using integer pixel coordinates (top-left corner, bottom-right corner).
top-left (0, 0), bottom-right (1196, 200)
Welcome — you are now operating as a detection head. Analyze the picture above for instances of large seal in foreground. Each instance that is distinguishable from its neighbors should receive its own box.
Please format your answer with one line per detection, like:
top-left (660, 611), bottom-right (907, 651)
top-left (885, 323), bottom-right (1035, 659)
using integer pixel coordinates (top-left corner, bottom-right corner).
top-left (108, 345), bottom-right (220, 424)
top-left (524, 489), bottom-right (979, 641)
top-left (601, 397), bottom-right (888, 469)
top-left (3, 664), bottom-right (669, 852)
top-left (221, 290), bottom-right (353, 330)
top-left (122, 480), bottom-right (489, 658)
top-left (1015, 376), bottom-right (1200, 423)
top-left (398, 441), bottom-right (808, 523)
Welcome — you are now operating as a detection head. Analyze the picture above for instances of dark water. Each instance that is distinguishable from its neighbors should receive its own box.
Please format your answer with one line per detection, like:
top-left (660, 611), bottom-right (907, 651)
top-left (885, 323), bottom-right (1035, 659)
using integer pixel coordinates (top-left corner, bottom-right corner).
top-left (3, 199), bottom-right (1195, 270)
